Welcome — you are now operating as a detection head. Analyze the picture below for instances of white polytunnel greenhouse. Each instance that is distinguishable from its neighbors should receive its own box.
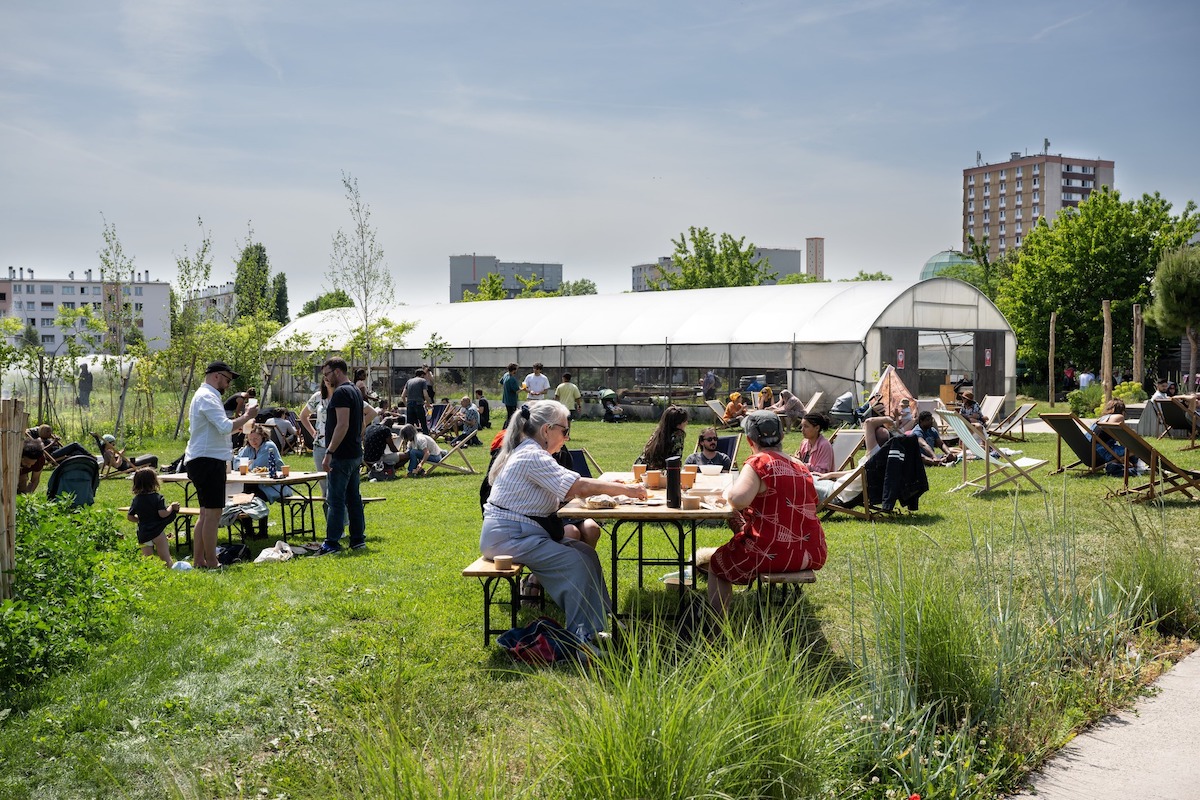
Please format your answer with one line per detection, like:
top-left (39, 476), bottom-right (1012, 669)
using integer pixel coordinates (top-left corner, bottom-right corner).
top-left (267, 277), bottom-right (1016, 412)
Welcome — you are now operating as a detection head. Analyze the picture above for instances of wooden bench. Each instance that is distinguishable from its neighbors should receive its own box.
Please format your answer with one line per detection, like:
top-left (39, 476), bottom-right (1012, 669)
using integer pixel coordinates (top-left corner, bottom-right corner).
top-left (461, 557), bottom-right (546, 646)
top-left (754, 570), bottom-right (816, 618)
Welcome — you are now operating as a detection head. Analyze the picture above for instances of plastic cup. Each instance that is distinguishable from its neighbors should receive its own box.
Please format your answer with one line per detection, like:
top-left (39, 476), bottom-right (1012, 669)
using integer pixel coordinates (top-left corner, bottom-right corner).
top-left (632, 464), bottom-right (647, 480)
top-left (680, 471), bottom-right (696, 489)
top-left (281, 465), bottom-right (291, 477)
top-left (682, 463), bottom-right (698, 474)
top-left (238, 458), bottom-right (249, 475)
top-left (645, 470), bottom-right (664, 489)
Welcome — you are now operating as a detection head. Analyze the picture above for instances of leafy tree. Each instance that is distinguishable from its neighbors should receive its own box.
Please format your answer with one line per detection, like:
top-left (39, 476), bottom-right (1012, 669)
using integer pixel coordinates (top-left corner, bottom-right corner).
top-left (233, 231), bottom-right (273, 320)
top-left (328, 173), bottom-right (396, 377)
top-left (778, 273), bottom-right (830, 285)
top-left (559, 278), bottom-right (598, 295)
top-left (462, 272), bottom-right (507, 302)
top-left (840, 270), bottom-right (893, 282)
top-left (168, 218), bottom-right (215, 437)
top-left (342, 318), bottom-right (414, 386)
top-left (935, 244), bottom-right (1015, 303)
top-left (515, 273), bottom-right (560, 298)
top-left (299, 289), bottom-right (355, 317)
top-left (1148, 246), bottom-right (1200, 386)
top-left (271, 273), bottom-right (290, 324)
top-left (997, 188), bottom-right (1198, 375)
top-left (19, 323), bottom-right (40, 350)
top-left (421, 332), bottom-right (452, 377)
top-left (649, 227), bottom-right (776, 290)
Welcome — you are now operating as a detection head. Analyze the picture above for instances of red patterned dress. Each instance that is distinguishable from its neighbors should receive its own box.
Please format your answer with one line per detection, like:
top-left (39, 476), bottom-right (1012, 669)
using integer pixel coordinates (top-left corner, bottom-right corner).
top-left (708, 450), bottom-right (827, 584)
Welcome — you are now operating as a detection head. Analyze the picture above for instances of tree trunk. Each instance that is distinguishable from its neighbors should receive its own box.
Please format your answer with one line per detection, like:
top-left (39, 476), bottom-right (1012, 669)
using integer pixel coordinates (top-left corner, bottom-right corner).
top-left (175, 356), bottom-right (196, 440)
top-left (1189, 326), bottom-right (1198, 394)
top-left (114, 363), bottom-right (131, 442)
top-left (1101, 300), bottom-right (1113, 405)
top-left (1133, 304), bottom-right (1144, 390)
top-left (1048, 311), bottom-right (1056, 407)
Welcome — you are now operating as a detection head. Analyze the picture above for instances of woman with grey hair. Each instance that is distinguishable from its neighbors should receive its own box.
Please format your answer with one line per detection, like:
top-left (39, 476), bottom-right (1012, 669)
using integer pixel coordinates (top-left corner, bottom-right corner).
top-left (481, 401), bottom-right (646, 649)
top-left (704, 411), bottom-right (827, 616)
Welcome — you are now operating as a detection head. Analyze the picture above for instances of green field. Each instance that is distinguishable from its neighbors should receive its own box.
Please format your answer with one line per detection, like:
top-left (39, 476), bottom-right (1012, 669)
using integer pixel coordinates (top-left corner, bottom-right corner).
top-left (2, 416), bottom-right (1198, 799)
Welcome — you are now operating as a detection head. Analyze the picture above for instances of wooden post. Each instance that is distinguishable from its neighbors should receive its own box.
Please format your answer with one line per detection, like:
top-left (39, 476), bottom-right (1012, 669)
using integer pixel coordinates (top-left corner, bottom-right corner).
top-left (1048, 311), bottom-right (1057, 407)
top-left (1, 399), bottom-right (30, 600)
top-left (1102, 300), bottom-right (1113, 405)
top-left (1133, 304), bottom-right (1144, 388)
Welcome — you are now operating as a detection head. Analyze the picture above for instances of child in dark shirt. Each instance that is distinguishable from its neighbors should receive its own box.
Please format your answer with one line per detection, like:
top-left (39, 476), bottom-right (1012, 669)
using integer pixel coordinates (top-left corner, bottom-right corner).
top-left (127, 467), bottom-right (180, 567)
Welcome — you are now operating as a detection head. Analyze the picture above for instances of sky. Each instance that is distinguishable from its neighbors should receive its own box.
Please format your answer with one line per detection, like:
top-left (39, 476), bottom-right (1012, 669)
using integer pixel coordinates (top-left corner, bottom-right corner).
top-left (2, 0), bottom-right (1198, 311)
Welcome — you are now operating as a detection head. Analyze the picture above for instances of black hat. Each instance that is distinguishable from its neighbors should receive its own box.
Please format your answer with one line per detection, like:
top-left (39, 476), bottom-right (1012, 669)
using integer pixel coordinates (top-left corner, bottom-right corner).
top-left (742, 410), bottom-right (783, 447)
top-left (205, 360), bottom-right (239, 379)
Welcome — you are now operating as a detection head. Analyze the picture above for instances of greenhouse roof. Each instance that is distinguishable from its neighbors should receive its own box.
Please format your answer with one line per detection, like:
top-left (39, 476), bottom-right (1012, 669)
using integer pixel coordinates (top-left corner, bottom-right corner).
top-left (271, 278), bottom-right (1010, 351)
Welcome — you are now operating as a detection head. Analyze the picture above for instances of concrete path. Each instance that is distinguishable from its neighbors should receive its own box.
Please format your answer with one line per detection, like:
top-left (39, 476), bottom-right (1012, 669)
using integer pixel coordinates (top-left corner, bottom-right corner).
top-left (1009, 648), bottom-right (1200, 800)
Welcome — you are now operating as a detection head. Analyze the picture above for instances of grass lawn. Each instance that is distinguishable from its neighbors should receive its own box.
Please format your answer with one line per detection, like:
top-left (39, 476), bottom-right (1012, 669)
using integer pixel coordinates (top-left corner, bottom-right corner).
top-left (1, 417), bottom-right (1198, 798)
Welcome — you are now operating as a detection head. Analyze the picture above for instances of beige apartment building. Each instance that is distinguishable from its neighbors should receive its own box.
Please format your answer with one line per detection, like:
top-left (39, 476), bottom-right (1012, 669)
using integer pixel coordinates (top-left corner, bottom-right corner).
top-left (962, 151), bottom-right (1115, 263)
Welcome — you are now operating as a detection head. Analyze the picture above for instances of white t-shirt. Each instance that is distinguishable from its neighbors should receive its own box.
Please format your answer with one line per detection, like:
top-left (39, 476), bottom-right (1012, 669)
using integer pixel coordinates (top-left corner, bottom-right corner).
top-left (305, 391), bottom-right (327, 447)
top-left (524, 372), bottom-right (551, 399)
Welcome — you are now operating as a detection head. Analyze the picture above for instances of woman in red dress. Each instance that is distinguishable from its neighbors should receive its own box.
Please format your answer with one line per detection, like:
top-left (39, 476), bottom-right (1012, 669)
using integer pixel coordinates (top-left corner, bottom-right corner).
top-left (707, 411), bottom-right (828, 615)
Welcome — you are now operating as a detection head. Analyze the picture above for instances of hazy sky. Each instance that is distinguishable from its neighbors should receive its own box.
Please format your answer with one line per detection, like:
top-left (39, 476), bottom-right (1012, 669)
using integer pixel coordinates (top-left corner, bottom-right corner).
top-left (2, 1), bottom-right (1197, 309)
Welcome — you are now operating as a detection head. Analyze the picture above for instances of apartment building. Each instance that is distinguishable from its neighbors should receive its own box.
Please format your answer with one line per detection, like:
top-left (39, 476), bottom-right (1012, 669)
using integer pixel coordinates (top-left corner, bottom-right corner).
top-left (963, 150), bottom-right (1115, 262)
top-left (449, 254), bottom-right (563, 302)
top-left (0, 266), bottom-right (172, 352)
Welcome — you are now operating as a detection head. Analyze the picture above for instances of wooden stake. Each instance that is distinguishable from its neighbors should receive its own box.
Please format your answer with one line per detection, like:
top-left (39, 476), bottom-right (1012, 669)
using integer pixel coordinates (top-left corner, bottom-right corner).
top-left (1048, 311), bottom-right (1057, 407)
top-left (1133, 304), bottom-right (1144, 387)
top-left (1102, 300), bottom-right (1113, 405)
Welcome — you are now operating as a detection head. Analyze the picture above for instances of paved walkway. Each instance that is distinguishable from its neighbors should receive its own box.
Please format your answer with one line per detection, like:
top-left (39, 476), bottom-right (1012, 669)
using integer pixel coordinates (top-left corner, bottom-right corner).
top-left (1009, 647), bottom-right (1200, 799)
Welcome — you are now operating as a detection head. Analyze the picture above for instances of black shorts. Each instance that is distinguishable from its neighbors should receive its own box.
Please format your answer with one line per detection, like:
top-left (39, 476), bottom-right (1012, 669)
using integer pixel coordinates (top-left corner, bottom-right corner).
top-left (186, 457), bottom-right (228, 509)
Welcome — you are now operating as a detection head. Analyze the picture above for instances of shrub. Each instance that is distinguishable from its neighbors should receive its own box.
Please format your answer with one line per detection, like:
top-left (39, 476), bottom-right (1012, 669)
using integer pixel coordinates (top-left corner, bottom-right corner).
top-left (1112, 528), bottom-right (1200, 638)
top-left (1112, 380), bottom-right (1148, 405)
top-left (1067, 384), bottom-right (1103, 417)
top-left (0, 497), bottom-right (155, 698)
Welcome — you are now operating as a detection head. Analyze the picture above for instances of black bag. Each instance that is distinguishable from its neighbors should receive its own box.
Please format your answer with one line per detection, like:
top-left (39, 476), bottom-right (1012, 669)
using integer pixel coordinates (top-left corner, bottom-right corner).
top-left (530, 513), bottom-right (565, 543)
top-left (217, 544), bottom-right (251, 565)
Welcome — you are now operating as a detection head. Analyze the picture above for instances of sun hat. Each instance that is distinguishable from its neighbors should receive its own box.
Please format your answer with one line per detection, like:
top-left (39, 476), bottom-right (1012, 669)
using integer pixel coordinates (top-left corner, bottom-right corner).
top-left (729, 391), bottom-right (741, 401)
top-left (742, 411), bottom-right (783, 447)
top-left (962, 390), bottom-right (974, 401)
top-left (102, 434), bottom-right (116, 444)
top-left (205, 360), bottom-right (239, 379)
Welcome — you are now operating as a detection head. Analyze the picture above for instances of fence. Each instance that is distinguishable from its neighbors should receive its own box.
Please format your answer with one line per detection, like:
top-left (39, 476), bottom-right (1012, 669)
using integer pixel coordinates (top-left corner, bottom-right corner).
top-left (1, 398), bottom-right (29, 599)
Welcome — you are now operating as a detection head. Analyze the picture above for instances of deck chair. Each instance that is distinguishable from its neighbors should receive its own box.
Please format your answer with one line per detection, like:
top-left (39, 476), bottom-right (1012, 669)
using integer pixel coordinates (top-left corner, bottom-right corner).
top-left (803, 391), bottom-right (825, 414)
top-left (1039, 412), bottom-right (1121, 475)
top-left (988, 402), bottom-right (1037, 442)
top-left (941, 411), bottom-right (1047, 494)
top-left (1096, 421), bottom-right (1200, 502)
top-left (46, 455), bottom-right (100, 507)
top-left (572, 448), bottom-right (603, 477)
top-left (705, 399), bottom-right (740, 428)
top-left (978, 395), bottom-right (1005, 427)
top-left (813, 433), bottom-right (872, 520)
top-left (91, 432), bottom-right (132, 478)
top-left (827, 429), bottom-right (865, 471)
top-left (1153, 397), bottom-right (1199, 451)
top-left (422, 429), bottom-right (480, 476)
top-left (715, 433), bottom-right (742, 469)
top-left (568, 449), bottom-right (594, 478)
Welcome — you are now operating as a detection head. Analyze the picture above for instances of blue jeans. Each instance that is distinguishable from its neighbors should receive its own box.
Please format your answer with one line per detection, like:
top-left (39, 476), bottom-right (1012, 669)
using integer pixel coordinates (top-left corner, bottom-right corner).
top-left (325, 455), bottom-right (365, 548)
top-left (408, 449), bottom-right (443, 474)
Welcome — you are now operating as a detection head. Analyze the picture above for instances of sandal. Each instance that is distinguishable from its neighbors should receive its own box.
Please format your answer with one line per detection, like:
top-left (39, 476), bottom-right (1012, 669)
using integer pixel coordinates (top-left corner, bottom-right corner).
top-left (520, 575), bottom-right (543, 607)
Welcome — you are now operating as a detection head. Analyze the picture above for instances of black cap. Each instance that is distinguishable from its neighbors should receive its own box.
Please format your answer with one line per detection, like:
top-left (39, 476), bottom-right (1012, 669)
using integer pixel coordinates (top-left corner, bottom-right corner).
top-left (205, 360), bottom-right (239, 379)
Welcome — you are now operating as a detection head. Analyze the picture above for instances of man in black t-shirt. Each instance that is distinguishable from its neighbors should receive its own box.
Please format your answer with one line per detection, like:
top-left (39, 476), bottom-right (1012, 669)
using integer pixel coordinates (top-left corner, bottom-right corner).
top-left (400, 368), bottom-right (434, 434)
top-left (318, 357), bottom-right (366, 555)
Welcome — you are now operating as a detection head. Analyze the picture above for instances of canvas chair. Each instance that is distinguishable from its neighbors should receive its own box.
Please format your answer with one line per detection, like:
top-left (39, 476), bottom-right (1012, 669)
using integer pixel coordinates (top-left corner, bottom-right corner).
top-left (941, 411), bottom-right (1047, 494)
top-left (705, 399), bottom-right (741, 429)
top-left (826, 429), bottom-right (865, 471)
top-left (1153, 397), bottom-right (1199, 451)
top-left (802, 391), bottom-right (825, 414)
top-left (567, 448), bottom-right (608, 479)
top-left (715, 433), bottom-right (742, 469)
top-left (1039, 412), bottom-right (1121, 475)
top-left (987, 402), bottom-right (1037, 442)
top-left (978, 395), bottom-right (1005, 427)
top-left (814, 458), bottom-right (872, 520)
top-left (91, 432), bottom-right (134, 478)
top-left (1096, 421), bottom-right (1200, 503)
top-left (422, 429), bottom-right (480, 476)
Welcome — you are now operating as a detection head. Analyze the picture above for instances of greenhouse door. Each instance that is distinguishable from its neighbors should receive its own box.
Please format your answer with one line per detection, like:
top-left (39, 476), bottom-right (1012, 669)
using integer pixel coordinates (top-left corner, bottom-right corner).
top-left (973, 331), bottom-right (1004, 400)
top-left (878, 328), bottom-right (918, 391)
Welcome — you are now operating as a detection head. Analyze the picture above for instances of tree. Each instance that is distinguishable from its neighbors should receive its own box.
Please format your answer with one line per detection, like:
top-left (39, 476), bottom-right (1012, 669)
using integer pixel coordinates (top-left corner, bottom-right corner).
top-left (559, 278), bottom-right (597, 295)
top-left (778, 273), bottom-right (830, 285)
top-left (271, 273), bottom-right (290, 324)
top-left (421, 332), bottom-right (452, 377)
top-left (19, 323), bottom-right (39, 350)
top-left (462, 272), bottom-right (507, 302)
top-left (298, 289), bottom-right (355, 317)
top-left (234, 231), bottom-right (273, 320)
top-left (997, 187), bottom-right (1198, 376)
top-left (328, 173), bottom-right (396, 377)
top-left (169, 217), bottom-right (215, 437)
top-left (649, 227), bottom-right (776, 290)
top-left (1148, 246), bottom-right (1200, 386)
top-left (840, 270), bottom-right (893, 282)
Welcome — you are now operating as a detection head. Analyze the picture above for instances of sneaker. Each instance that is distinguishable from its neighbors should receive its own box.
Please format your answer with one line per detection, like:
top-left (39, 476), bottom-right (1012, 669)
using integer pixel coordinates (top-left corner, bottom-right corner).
top-left (350, 541), bottom-right (367, 552)
top-left (315, 542), bottom-right (343, 556)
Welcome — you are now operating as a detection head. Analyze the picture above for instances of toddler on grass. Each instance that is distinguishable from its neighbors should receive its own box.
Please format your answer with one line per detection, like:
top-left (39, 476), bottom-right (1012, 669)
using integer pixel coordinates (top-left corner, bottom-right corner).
top-left (126, 467), bottom-right (180, 568)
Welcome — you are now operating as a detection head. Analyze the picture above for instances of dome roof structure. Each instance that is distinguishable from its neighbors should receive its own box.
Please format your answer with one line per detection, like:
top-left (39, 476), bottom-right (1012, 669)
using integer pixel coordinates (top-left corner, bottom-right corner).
top-left (920, 250), bottom-right (974, 280)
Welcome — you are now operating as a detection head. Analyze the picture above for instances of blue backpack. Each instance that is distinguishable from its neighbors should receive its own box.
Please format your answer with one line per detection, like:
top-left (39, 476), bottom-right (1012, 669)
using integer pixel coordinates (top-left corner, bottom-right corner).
top-left (496, 616), bottom-right (583, 665)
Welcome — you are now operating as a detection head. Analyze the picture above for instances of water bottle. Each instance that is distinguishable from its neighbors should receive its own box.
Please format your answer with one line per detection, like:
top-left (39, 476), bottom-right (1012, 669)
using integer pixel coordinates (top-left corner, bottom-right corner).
top-left (268, 449), bottom-right (278, 479)
top-left (665, 455), bottom-right (682, 509)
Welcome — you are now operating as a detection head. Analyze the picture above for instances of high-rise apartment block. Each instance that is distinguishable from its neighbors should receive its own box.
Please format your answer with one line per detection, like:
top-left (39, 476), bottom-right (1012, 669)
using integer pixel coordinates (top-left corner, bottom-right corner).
top-left (805, 237), bottom-right (825, 280)
top-left (631, 245), bottom-right (818, 291)
top-left (0, 266), bottom-right (171, 352)
top-left (449, 255), bottom-right (562, 302)
top-left (963, 150), bottom-right (1114, 263)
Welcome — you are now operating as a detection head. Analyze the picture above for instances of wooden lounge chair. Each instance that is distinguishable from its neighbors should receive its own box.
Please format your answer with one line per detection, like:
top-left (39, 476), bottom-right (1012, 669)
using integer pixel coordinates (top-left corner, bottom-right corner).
top-left (1096, 421), bottom-right (1200, 503)
top-left (811, 430), bottom-right (869, 519)
top-left (978, 394), bottom-right (1005, 427)
top-left (941, 411), bottom-right (1047, 494)
top-left (568, 448), bottom-right (603, 478)
top-left (1153, 397), bottom-right (1199, 451)
top-left (1039, 412), bottom-right (1121, 475)
top-left (814, 458), bottom-right (872, 520)
top-left (705, 399), bottom-right (741, 429)
top-left (826, 429), bottom-right (864, 471)
top-left (422, 430), bottom-right (480, 476)
top-left (803, 391), bottom-right (824, 414)
top-left (988, 402), bottom-right (1037, 442)
top-left (715, 433), bottom-right (742, 469)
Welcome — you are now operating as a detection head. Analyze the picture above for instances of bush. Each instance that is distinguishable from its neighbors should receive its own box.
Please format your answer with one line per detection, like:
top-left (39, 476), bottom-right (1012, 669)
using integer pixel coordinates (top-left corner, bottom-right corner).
top-left (1112, 380), bottom-right (1148, 405)
top-left (0, 497), bottom-right (155, 698)
top-left (1067, 384), bottom-right (1104, 417)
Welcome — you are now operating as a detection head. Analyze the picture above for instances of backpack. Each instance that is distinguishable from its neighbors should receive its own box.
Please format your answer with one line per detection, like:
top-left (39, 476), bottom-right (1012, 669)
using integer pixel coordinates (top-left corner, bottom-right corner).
top-left (496, 616), bottom-right (583, 665)
top-left (216, 543), bottom-right (251, 565)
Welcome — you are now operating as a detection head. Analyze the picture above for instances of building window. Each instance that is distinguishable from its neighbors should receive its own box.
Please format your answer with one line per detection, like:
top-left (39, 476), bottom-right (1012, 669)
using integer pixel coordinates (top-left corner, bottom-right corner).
top-left (999, 183), bottom-right (1006, 194)
top-left (1000, 212), bottom-right (1006, 222)
top-left (1032, 192), bottom-right (1039, 203)
top-left (983, 174), bottom-right (991, 184)
top-left (967, 176), bottom-right (975, 186)
top-left (40, 318), bottom-right (54, 327)
top-left (14, 300), bottom-right (22, 309)
top-left (983, 213), bottom-right (990, 223)
top-left (134, 286), bottom-right (143, 296)
top-left (12, 284), bottom-right (21, 294)
top-left (40, 285), bottom-right (54, 294)
top-left (968, 201), bottom-right (974, 212)
top-left (968, 214), bottom-right (974, 225)
top-left (62, 301), bottom-right (75, 309)
top-left (1016, 167), bottom-right (1023, 177)
top-left (983, 187), bottom-right (990, 197)
top-left (999, 198), bottom-right (1006, 208)
top-left (61, 285), bottom-right (74, 295)
top-left (93, 302), bottom-right (102, 310)
top-left (1033, 205), bottom-right (1040, 216)
top-left (1033, 165), bottom-right (1040, 175)
top-left (1016, 236), bottom-right (1022, 246)
top-left (41, 335), bottom-right (55, 344)
top-left (27, 318), bottom-right (35, 327)
top-left (968, 189), bottom-right (975, 200)
top-left (134, 303), bottom-right (143, 311)
top-left (122, 287), bottom-right (131, 296)
top-left (41, 302), bottom-right (53, 310)
top-left (1016, 180), bottom-right (1022, 190)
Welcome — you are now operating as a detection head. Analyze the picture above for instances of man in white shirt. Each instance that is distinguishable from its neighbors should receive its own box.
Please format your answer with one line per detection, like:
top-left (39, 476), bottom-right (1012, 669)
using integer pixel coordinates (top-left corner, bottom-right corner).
top-left (1151, 378), bottom-right (1171, 401)
top-left (523, 363), bottom-right (551, 401)
top-left (184, 361), bottom-right (259, 569)
top-left (1078, 369), bottom-right (1096, 389)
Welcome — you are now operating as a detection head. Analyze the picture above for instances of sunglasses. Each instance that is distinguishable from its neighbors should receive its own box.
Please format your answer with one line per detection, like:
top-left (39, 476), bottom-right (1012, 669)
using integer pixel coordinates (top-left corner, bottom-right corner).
top-left (701, 436), bottom-right (718, 442)
top-left (548, 423), bottom-right (570, 437)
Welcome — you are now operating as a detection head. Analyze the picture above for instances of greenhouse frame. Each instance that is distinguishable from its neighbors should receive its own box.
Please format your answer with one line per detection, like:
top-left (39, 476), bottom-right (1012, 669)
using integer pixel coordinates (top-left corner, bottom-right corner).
top-left (268, 278), bottom-right (1016, 409)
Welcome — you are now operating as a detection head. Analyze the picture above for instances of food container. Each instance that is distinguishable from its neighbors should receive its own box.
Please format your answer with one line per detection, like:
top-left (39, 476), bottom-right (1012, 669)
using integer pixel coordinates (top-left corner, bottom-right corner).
top-left (492, 554), bottom-right (513, 570)
top-left (698, 464), bottom-right (723, 476)
top-left (681, 495), bottom-right (701, 510)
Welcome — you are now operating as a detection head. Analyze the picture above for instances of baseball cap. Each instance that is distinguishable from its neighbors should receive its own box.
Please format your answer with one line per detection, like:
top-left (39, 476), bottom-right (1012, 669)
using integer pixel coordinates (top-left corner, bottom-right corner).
top-left (102, 434), bottom-right (116, 444)
top-left (205, 360), bottom-right (239, 379)
top-left (742, 411), bottom-right (782, 447)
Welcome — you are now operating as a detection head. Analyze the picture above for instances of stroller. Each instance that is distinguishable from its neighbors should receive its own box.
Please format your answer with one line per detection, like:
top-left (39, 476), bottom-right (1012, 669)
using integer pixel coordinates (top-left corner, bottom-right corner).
top-left (599, 389), bottom-right (625, 423)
